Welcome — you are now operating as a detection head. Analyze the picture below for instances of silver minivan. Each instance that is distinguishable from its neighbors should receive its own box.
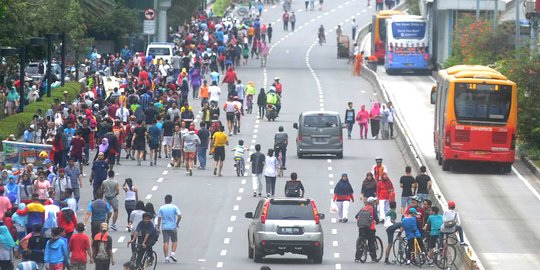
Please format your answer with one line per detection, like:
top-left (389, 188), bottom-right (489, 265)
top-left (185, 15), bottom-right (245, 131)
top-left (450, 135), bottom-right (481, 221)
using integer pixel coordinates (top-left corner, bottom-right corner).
top-left (293, 111), bottom-right (344, 158)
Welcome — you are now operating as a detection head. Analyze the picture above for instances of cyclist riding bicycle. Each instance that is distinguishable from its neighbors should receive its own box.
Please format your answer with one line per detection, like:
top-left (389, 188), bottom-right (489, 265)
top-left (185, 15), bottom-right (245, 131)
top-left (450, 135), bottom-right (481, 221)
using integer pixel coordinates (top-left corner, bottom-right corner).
top-left (355, 196), bottom-right (379, 263)
top-left (274, 126), bottom-right (288, 170)
top-left (399, 208), bottom-right (425, 266)
top-left (318, 25), bottom-right (326, 43)
top-left (266, 87), bottom-right (280, 115)
top-left (129, 212), bottom-right (158, 268)
top-left (232, 96), bottom-right (243, 133)
top-left (223, 96), bottom-right (241, 136)
top-left (232, 139), bottom-right (248, 169)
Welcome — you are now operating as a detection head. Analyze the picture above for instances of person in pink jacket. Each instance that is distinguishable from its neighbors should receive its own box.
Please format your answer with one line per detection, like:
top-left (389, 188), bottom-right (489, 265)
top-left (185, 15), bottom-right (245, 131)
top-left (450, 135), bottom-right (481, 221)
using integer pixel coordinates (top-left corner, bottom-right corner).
top-left (356, 105), bottom-right (370, 139)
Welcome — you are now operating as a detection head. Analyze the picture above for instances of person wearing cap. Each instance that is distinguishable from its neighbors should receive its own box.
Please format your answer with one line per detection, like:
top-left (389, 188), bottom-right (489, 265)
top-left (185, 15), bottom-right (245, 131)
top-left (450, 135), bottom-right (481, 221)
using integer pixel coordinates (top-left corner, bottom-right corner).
top-left (355, 196), bottom-right (379, 262)
top-left (333, 173), bottom-right (354, 222)
top-left (400, 207), bottom-right (424, 265)
top-left (182, 128), bottom-right (201, 176)
top-left (440, 201), bottom-right (466, 246)
top-left (6, 134), bottom-right (16, 141)
top-left (92, 223), bottom-right (115, 269)
top-left (372, 157), bottom-right (387, 181)
top-left (23, 125), bottom-right (35, 143)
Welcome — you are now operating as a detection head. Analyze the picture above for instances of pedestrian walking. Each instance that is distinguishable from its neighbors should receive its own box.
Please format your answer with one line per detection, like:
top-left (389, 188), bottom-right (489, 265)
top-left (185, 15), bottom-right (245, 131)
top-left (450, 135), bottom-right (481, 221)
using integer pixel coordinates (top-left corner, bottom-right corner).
top-left (90, 152), bottom-right (109, 199)
top-left (57, 201), bottom-right (77, 241)
top-left (182, 130), bottom-right (201, 176)
top-left (399, 166), bottom-right (416, 215)
top-left (333, 173), bottom-right (354, 222)
top-left (344, 102), bottom-right (355, 139)
top-left (83, 190), bottom-right (111, 238)
top-left (282, 11), bottom-right (289, 31)
top-left (211, 126), bottom-right (228, 177)
top-left (354, 51), bottom-right (364, 76)
top-left (157, 195), bottom-right (182, 264)
top-left (267, 24), bottom-right (273, 43)
top-left (147, 119), bottom-right (161, 166)
top-left (250, 144), bottom-right (266, 197)
top-left (197, 122), bottom-right (211, 170)
top-left (356, 104), bottom-right (369, 139)
top-left (69, 223), bottom-right (93, 270)
top-left (360, 172), bottom-right (377, 203)
top-left (414, 165), bottom-right (431, 201)
top-left (387, 102), bottom-right (395, 138)
top-left (380, 103), bottom-right (390, 139)
top-left (123, 178), bottom-right (138, 232)
top-left (263, 149), bottom-right (279, 197)
top-left (257, 88), bottom-right (267, 119)
top-left (44, 227), bottom-right (69, 270)
top-left (28, 224), bottom-right (46, 269)
top-left (131, 120), bottom-right (147, 166)
top-left (369, 102), bottom-right (381, 139)
top-left (101, 170), bottom-right (120, 231)
top-left (376, 172), bottom-right (394, 221)
top-left (260, 40), bottom-right (269, 67)
top-left (290, 12), bottom-right (296, 31)
top-left (352, 18), bottom-right (358, 40)
top-left (92, 223), bottom-right (115, 270)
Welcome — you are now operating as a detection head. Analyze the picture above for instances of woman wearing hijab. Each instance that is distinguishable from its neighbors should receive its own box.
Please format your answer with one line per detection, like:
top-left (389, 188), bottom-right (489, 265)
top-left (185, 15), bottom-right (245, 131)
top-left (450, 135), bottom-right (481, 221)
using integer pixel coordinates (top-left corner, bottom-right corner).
top-left (5, 175), bottom-right (19, 205)
top-left (94, 138), bottom-right (110, 162)
top-left (377, 172), bottom-right (395, 221)
top-left (12, 203), bottom-right (27, 258)
top-left (257, 88), bottom-right (267, 119)
top-left (360, 172), bottom-right (377, 204)
top-left (43, 210), bottom-right (57, 240)
top-left (18, 173), bottom-right (34, 204)
top-left (333, 173), bottom-right (355, 222)
top-left (356, 104), bottom-right (370, 139)
top-left (369, 102), bottom-right (381, 139)
top-left (0, 225), bottom-right (15, 269)
top-left (0, 170), bottom-right (9, 186)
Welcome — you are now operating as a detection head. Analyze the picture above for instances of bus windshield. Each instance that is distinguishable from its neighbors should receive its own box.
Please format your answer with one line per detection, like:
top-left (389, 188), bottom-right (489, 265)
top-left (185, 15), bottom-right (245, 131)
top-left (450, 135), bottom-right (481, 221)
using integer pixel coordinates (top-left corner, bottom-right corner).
top-left (391, 21), bottom-right (426, 39)
top-left (454, 83), bottom-right (512, 123)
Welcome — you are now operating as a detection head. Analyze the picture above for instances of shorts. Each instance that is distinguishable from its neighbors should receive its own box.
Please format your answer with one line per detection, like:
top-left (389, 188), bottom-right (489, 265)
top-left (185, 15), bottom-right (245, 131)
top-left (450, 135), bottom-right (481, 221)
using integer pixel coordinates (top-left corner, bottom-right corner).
top-left (132, 141), bottom-right (145, 151)
top-left (105, 197), bottom-right (119, 210)
top-left (149, 143), bottom-right (159, 150)
top-left (226, 112), bottom-right (235, 121)
top-left (162, 136), bottom-right (173, 146)
top-left (184, 151), bottom-right (196, 159)
top-left (70, 154), bottom-right (83, 163)
top-left (162, 229), bottom-right (178, 242)
top-left (401, 196), bottom-right (410, 209)
top-left (172, 149), bottom-right (181, 159)
top-left (428, 235), bottom-right (439, 249)
top-left (71, 261), bottom-right (87, 270)
top-left (213, 146), bottom-right (225, 161)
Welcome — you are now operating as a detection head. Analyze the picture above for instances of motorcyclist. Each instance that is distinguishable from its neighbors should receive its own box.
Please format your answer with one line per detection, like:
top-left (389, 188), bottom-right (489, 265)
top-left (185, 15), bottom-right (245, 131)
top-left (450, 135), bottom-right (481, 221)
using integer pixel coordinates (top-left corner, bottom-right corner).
top-left (266, 87), bottom-right (280, 116)
top-left (318, 25), bottom-right (326, 43)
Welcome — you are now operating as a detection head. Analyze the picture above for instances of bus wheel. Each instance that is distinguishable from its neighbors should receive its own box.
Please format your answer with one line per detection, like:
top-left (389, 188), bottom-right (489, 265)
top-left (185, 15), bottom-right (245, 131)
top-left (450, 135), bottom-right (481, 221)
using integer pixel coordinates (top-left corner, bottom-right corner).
top-left (442, 159), bottom-right (452, 171)
top-left (437, 153), bottom-right (443, 165)
top-left (501, 163), bottom-right (512, 174)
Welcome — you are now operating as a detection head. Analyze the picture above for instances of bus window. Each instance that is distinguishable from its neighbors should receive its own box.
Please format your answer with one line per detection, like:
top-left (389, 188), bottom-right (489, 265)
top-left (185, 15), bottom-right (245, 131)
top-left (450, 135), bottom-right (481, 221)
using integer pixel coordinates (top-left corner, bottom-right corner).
top-left (454, 83), bottom-right (512, 123)
top-left (379, 18), bottom-right (387, 44)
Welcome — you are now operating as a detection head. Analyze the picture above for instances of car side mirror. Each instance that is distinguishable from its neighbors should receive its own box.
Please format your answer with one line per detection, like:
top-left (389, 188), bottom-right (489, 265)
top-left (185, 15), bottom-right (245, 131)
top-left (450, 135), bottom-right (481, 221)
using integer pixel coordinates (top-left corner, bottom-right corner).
top-left (430, 85), bottom-right (437, 105)
top-left (245, 212), bottom-right (254, 219)
top-left (293, 123), bottom-right (298, 129)
top-left (318, 213), bottom-right (325, 220)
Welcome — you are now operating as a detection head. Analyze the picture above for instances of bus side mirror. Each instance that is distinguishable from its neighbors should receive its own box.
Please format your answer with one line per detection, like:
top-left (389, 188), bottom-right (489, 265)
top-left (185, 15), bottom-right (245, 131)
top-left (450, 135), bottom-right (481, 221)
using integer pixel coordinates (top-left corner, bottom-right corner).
top-left (369, 24), bottom-right (373, 32)
top-left (293, 123), bottom-right (298, 129)
top-left (430, 85), bottom-right (436, 105)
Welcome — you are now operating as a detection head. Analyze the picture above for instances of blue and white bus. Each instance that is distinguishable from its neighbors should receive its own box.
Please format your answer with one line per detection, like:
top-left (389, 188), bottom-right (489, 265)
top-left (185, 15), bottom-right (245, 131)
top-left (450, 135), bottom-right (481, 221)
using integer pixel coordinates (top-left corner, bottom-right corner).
top-left (384, 15), bottom-right (430, 75)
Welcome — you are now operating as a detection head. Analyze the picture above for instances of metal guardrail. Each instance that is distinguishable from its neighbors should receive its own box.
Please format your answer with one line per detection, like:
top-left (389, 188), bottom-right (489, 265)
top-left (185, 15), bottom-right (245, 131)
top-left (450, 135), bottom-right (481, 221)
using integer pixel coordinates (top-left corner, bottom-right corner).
top-left (354, 3), bottom-right (485, 270)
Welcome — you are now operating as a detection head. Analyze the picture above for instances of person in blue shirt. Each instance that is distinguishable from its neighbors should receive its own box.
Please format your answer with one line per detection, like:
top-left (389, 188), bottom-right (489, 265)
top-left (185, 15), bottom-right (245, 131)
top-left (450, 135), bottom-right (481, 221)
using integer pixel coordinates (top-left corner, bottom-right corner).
top-left (400, 208), bottom-right (425, 265)
top-left (23, 125), bottom-right (35, 143)
top-left (157, 195), bottom-right (182, 263)
top-left (44, 227), bottom-right (69, 269)
top-left (424, 206), bottom-right (443, 266)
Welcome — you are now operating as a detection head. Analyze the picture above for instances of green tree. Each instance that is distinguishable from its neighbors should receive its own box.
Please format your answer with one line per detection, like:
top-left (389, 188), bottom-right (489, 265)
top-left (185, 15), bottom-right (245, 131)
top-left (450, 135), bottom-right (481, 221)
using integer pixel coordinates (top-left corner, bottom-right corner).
top-left (85, 4), bottom-right (138, 49)
top-left (168, 0), bottom-right (200, 30)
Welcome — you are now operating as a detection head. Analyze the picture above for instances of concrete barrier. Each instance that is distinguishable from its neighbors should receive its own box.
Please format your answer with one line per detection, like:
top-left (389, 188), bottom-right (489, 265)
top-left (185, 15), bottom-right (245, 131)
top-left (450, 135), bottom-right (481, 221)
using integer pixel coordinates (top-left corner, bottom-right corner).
top-left (354, 6), bottom-right (485, 270)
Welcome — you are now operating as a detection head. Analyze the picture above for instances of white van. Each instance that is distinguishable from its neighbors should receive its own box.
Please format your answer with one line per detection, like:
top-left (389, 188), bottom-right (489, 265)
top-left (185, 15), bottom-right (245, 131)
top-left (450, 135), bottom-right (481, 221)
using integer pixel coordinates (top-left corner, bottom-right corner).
top-left (146, 42), bottom-right (175, 63)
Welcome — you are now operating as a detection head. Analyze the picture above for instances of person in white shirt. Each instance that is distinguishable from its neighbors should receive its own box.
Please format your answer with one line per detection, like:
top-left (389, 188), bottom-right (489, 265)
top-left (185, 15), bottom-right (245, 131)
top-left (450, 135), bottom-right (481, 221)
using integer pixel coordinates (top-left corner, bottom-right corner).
top-left (263, 149), bottom-right (279, 197)
top-left (209, 80), bottom-right (222, 105)
top-left (115, 104), bottom-right (130, 122)
top-left (440, 201), bottom-right (467, 246)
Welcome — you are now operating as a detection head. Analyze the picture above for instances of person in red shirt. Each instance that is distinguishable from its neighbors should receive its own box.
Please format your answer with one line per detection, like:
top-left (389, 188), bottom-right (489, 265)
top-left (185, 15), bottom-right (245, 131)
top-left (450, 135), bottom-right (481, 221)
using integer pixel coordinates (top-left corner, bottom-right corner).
top-left (70, 131), bottom-right (85, 173)
top-left (57, 201), bottom-right (78, 241)
top-left (221, 67), bottom-right (238, 92)
top-left (138, 67), bottom-right (149, 84)
top-left (376, 172), bottom-right (394, 222)
top-left (107, 102), bottom-right (118, 119)
top-left (69, 223), bottom-right (93, 269)
top-left (404, 196), bottom-right (427, 231)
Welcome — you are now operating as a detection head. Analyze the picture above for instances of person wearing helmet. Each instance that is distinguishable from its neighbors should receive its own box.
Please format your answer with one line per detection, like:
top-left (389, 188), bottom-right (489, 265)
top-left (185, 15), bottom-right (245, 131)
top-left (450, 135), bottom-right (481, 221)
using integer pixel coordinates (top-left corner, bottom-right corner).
top-left (274, 126), bottom-right (288, 170)
top-left (440, 201), bottom-right (466, 246)
top-left (266, 87), bottom-right (280, 115)
top-left (372, 157), bottom-right (387, 181)
top-left (400, 207), bottom-right (424, 265)
top-left (273, 77), bottom-right (283, 96)
top-left (355, 196), bottom-right (379, 262)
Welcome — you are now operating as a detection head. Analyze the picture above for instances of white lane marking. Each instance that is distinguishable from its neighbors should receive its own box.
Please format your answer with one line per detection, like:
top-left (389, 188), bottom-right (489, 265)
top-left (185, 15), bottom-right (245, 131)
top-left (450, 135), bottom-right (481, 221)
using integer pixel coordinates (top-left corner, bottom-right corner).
top-left (162, 171), bottom-right (168, 175)
top-left (331, 218), bottom-right (337, 223)
top-left (236, 196), bottom-right (242, 201)
top-left (363, 9), bottom-right (367, 12)
top-left (327, 159), bottom-right (332, 163)
top-left (328, 166), bottom-right (333, 171)
top-left (233, 205), bottom-right (239, 211)
top-left (217, 262), bottom-right (224, 268)
top-left (254, 124), bottom-right (259, 129)
top-left (224, 238), bottom-right (230, 244)
top-left (329, 188), bottom-right (333, 194)
top-left (167, 163), bottom-right (171, 168)
top-left (331, 8), bottom-right (336, 12)
top-left (239, 188), bottom-right (245, 193)
top-left (252, 139), bottom-right (256, 144)
top-left (310, 18), bottom-right (315, 22)
top-left (297, 8), bottom-right (302, 12)
top-left (320, 102), bottom-right (324, 107)
top-left (329, 181), bottom-right (334, 185)
top-left (333, 240), bottom-right (339, 247)
top-left (334, 252), bottom-right (340, 258)
top-left (220, 250), bottom-right (227, 256)
top-left (255, 119), bottom-right (260, 124)
top-left (332, 228), bottom-right (337, 234)
top-left (253, 135), bottom-right (257, 139)
top-left (241, 179), bottom-right (247, 184)
top-left (245, 165), bottom-right (250, 169)
top-left (254, 129), bottom-right (258, 133)
top-left (118, 236), bottom-right (125, 243)
top-left (152, 186), bottom-right (158, 191)
top-left (335, 264), bottom-right (342, 270)
top-left (227, 227), bottom-right (233, 233)
top-left (319, 94), bottom-right (324, 98)
top-left (324, 12), bottom-right (329, 15)
top-left (317, 15), bottom-right (322, 19)
top-left (512, 167), bottom-right (540, 201)
top-left (112, 248), bottom-right (117, 253)
top-left (146, 194), bottom-right (152, 200)
top-left (329, 173), bottom-right (334, 178)
top-left (157, 177), bottom-right (163, 183)
top-left (320, 98), bottom-right (324, 102)
top-left (338, 4), bottom-right (343, 8)
top-left (198, 259), bottom-right (206, 262)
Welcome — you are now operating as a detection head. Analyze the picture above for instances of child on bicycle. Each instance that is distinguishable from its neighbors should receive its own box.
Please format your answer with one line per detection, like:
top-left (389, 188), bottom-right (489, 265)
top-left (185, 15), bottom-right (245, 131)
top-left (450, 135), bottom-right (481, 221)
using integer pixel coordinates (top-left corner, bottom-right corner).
top-left (232, 140), bottom-right (248, 168)
top-left (128, 213), bottom-right (158, 268)
top-left (399, 208), bottom-right (425, 266)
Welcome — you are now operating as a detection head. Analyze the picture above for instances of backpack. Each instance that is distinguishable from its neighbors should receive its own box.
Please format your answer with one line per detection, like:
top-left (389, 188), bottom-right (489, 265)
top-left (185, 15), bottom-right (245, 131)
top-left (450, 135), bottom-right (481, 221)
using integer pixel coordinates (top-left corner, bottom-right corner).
top-left (285, 181), bottom-right (302, 197)
top-left (443, 213), bottom-right (457, 228)
top-left (94, 238), bottom-right (110, 260)
top-left (356, 207), bottom-right (372, 229)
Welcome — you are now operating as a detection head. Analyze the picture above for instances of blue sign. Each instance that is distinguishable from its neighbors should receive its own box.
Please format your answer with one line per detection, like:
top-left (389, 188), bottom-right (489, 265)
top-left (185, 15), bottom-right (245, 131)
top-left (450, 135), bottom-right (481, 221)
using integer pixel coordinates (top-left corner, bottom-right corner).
top-left (392, 22), bottom-right (426, 39)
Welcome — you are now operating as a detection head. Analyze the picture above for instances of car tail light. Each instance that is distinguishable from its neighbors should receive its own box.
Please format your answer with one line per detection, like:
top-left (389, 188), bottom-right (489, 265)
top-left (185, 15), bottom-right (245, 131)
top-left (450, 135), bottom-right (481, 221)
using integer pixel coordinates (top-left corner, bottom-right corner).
top-left (424, 53), bottom-right (429, 60)
top-left (298, 135), bottom-right (302, 143)
top-left (261, 240), bottom-right (267, 246)
top-left (339, 135), bottom-right (343, 144)
top-left (261, 201), bottom-right (269, 224)
top-left (445, 131), bottom-right (451, 146)
top-left (312, 241), bottom-right (321, 247)
top-left (311, 200), bottom-right (320, 224)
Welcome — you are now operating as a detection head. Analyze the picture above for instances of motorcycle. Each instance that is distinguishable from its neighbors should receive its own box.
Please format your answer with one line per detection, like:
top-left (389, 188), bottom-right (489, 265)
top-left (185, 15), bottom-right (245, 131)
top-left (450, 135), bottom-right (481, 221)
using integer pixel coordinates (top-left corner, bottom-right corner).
top-left (266, 104), bottom-right (278, 121)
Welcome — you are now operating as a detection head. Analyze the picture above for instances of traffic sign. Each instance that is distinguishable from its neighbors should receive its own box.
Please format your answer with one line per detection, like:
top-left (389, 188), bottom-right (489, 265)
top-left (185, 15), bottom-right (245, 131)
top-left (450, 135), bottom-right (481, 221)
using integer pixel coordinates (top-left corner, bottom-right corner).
top-left (143, 20), bottom-right (156, 35)
top-left (144, 8), bottom-right (156, 20)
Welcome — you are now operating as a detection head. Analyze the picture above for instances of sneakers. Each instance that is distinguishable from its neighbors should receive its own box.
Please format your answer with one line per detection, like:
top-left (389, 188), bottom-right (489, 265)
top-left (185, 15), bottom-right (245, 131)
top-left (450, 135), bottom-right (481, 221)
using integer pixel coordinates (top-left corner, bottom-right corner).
top-left (169, 253), bottom-right (178, 262)
top-left (342, 218), bottom-right (348, 223)
top-left (110, 224), bottom-right (117, 231)
top-left (213, 168), bottom-right (217, 175)
top-left (253, 191), bottom-right (257, 197)
top-left (460, 242), bottom-right (468, 246)
top-left (150, 162), bottom-right (153, 166)
top-left (164, 257), bottom-right (170, 263)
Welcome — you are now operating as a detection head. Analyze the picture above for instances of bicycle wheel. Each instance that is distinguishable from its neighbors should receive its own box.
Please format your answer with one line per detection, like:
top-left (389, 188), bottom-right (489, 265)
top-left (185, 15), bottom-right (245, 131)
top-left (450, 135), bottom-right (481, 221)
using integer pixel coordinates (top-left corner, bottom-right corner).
top-left (392, 238), bottom-right (407, 265)
top-left (375, 236), bottom-right (384, 261)
top-left (446, 233), bottom-right (459, 246)
top-left (410, 247), bottom-right (426, 267)
top-left (240, 160), bottom-right (245, 176)
top-left (435, 245), bottom-right (456, 269)
top-left (355, 238), bottom-right (368, 263)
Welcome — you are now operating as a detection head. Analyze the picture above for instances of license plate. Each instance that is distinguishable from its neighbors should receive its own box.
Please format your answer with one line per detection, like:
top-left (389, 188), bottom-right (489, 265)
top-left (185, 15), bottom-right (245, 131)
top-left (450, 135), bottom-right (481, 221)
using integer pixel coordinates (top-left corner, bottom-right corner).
top-left (278, 227), bottom-right (303, 235)
top-left (404, 63), bottom-right (413, 66)
top-left (474, 151), bottom-right (488, 155)
top-left (314, 138), bottom-right (327, 142)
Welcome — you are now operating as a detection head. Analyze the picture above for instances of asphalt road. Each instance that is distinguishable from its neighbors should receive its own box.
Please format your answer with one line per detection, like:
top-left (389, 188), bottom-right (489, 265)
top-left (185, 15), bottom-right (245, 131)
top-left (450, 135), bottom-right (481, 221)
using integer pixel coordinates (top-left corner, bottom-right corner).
top-left (74, 2), bottom-right (429, 270)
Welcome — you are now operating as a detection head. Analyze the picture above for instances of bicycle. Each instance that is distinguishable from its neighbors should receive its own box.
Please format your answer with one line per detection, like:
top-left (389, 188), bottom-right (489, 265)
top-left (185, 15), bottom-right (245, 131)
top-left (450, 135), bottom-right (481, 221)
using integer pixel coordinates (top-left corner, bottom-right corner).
top-left (355, 230), bottom-right (384, 263)
top-left (392, 231), bottom-right (408, 265)
top-left (434, 233), bottom-right (457, 269)
top-left (409, 237), bottom-right (427, 267)
top-left (134, 244), bottom-right (157, 270)
top-left (235, 156), bottom-right (245, 177)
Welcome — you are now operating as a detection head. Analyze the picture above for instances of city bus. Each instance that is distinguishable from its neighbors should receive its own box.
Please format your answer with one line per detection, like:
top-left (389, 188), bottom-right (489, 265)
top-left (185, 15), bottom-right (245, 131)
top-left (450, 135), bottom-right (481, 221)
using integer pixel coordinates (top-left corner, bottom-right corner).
top-left (384, 15), bottom-right (430, 75)
top-left (370, 10), bottom-right (405, 63)
top-left (431, 65), bottom-right (517, 173)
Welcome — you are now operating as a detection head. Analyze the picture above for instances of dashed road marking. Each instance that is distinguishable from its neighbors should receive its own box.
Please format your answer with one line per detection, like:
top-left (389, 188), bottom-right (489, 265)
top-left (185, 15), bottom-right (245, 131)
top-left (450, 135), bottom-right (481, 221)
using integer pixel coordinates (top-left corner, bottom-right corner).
top-left (329, 188), bottom-right (333, 194)
top-left (152, 186), bottom-right (158, 191)
top-left (217, 262), bottom-right (224, 268)
top-left (327, 159), bottom-right (332, 163)
top-left (329, 173), bottom-right (334, 178)
top-left (332, 228), bottom-right (338, 235)
top-left (236, 196), bottom-right (242, 201)
top-left (112, 248), bottom-right (117, 253)
top-left (331, 218), bottom-right (337, 223)
top-left (241, 179), bottom-right (247, 184)
top-left (220, 250), bottom-right (227, 256)
top-left (333, 241), bottom-right (339, 246)
top-left (334, 252), bottom-right (340, 258)
top-left (157, 177), bottom-right (163, 183)
top-left (224, 238), bottom-right (230, 244)
top-left (162, 171), bottom-right (168, 175)
top-left (227, 227), bottom-right (233, 233)
top-left (329, 181), bottom-right (334, 185)
top-left (328, 166), bottom-right (333, 171)
top-left (146, 194), bottom-right (152, 200)
top-left (239, 188), bottom-right (245, 193)
top-left (233, 205), bottom-right (239, 211)
top-left (335, 263), bottom-right (342, 270)
top-left (118, 236), bottom-right (125, 243)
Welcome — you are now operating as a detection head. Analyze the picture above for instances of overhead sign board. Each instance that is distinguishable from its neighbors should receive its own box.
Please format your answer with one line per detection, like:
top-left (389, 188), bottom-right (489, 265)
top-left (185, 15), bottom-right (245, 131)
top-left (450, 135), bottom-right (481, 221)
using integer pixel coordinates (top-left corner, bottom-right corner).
top-left (143, 20), bottom-right (156, 35)
top-left (144, 8), bottom-right (156, 20)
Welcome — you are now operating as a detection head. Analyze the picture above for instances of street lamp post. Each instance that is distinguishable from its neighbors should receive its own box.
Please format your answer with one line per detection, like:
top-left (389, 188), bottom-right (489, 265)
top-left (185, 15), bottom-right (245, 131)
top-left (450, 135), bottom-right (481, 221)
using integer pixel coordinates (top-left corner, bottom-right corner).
top-left (45, 33), bottom-right (61, 97)
top-left (60, 32), bottom-right (66, 86)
